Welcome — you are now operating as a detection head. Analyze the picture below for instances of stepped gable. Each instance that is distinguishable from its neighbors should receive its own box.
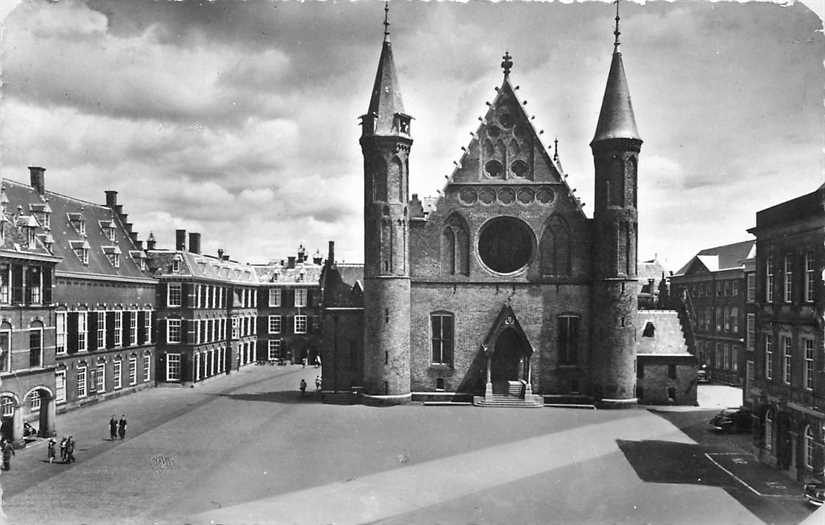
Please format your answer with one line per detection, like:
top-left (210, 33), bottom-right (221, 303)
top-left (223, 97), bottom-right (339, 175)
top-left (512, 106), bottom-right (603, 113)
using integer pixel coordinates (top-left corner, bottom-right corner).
top-left (437, 72), bottom-right (585, 220)
top-left (2, 178), bottom-right (153, 279)
top-left (636, 310), bottom-right (690, 356)
top-left (319, 263), bottom-right (363, 307)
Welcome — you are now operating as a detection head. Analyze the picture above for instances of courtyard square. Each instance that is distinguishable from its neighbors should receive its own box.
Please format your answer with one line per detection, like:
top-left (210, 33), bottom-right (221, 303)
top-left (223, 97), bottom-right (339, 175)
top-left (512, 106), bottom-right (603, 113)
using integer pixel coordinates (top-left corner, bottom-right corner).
top-left (0, 367), bottom-right (815, 525)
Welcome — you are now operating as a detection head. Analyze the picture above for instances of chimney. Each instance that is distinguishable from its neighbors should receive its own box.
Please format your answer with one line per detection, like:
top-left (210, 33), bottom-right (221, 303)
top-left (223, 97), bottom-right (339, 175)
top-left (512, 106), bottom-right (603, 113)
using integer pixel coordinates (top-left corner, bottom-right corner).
top-left (104, 190), bottom-right (118, 209)
top-left (287, 256), bottom-right (296, 269)
top-left (297, 244), bottom-right (307, 264)
top-left (129, 231), bottom-right (139, 243)
top-left (222, 254), bottom-right (230, 262)
top-left (327, 241), bottom-right (335, 266)
top-left (114, 204), bottom-right (123, 216)
top-left (29, 167), bottom-right (46, 195)
top-left (125, 222), bottom-right (133, 233)
top-left (217, 248), bottom-right (224, 260)
top-left (175, 229), bottom-right (186, 251)
top-left (146, 232), bottom-right (156, 250)
top-left (188, 232), bottom-right (201, 255)
top-left (312, 249), bottom-right (323, 265)
top-left (134, 240), bottom-right (143, 250)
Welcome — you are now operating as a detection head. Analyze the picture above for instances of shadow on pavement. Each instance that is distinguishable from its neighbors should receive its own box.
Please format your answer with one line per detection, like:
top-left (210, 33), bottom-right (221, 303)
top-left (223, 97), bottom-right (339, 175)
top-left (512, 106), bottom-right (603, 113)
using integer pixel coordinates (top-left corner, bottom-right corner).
top-left (617, 439), bottom-right (812, 525)
top-left (212, 390), bottom-right (322, 404)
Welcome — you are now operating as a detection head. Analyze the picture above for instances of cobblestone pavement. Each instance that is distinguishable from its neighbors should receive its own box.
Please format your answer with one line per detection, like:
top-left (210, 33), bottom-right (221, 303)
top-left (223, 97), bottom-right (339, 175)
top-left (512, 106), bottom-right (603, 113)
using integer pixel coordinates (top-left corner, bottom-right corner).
top-left (0, 370), bottom-right (816, 525)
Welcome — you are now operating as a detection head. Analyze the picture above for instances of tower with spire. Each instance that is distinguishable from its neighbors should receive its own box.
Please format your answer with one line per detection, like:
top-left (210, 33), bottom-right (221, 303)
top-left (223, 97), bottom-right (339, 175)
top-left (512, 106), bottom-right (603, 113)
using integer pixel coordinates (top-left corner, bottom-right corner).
top-left (359, 2), bottom-right (413, 402)
top-left (589, 0), bottom-right (643, 407)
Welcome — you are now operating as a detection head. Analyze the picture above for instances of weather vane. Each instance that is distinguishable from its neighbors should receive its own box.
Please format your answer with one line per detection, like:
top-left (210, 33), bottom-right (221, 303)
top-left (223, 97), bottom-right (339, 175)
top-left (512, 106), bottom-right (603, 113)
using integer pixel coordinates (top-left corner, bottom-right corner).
top-left (501, 51), bottom-right (513, 78)
top-left (613, 0), bottom-right (621, 52)
top-left (383, 1), bottom-right (390, 42)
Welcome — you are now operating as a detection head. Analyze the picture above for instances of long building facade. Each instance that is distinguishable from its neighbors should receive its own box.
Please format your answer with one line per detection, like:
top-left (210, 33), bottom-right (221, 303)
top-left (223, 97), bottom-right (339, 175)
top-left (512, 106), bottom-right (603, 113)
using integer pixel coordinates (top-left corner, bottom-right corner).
top-left (321, 8), bottom-right (646, 407)
top-left (747, 184), bottom-right (825, 481)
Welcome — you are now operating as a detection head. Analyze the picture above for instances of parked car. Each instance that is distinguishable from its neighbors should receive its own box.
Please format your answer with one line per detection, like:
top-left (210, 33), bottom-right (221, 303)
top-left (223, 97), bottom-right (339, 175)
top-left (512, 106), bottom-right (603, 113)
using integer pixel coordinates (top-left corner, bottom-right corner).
top-left (709, 407), bottom-right (752, 433)
top-left (804, 479), bottom-right (825, 507)
top-left (696, 366), bottom-right (710, 384)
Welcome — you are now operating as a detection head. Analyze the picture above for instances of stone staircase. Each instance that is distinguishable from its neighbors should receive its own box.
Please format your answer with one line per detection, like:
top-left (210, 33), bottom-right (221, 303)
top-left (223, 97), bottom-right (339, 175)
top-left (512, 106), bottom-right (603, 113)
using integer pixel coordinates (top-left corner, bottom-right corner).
top-left (472, 393), bottom-right (544, 408)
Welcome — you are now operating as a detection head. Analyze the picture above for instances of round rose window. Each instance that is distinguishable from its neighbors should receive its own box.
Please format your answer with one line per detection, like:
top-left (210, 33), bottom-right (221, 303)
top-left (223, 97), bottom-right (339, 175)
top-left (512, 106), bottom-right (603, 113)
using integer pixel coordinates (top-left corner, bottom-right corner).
top-left (478, 217), bottom-right (534, 273)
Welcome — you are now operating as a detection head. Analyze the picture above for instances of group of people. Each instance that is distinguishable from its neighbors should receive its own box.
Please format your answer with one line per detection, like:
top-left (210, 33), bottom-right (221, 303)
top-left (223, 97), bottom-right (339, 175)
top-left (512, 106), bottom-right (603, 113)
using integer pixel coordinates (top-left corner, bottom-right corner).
top-left (109, 415), bottom-right (128, 441)
top-left (45, 435), bottom-right (76, 464)
top-left (298, 376), bottom-right (323, 396)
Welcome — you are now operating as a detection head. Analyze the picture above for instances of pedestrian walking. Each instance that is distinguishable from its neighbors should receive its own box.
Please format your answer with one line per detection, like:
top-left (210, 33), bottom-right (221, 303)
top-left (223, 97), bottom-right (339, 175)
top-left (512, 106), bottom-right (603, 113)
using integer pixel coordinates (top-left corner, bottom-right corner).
top-left (314, 355), bottom-right (321, 368)
top-left (47, 438), bottom-right (56, 463)
top-left (109, 415), bottom-right (118, 440)
top-left (118, 414), bottom-right (127, 440)
top-left (59, 436), bottom-right (67, 462)
top-left (2, 439), bottom-right (15, 471)
top-left (315, 376), bottom-right (322, 392)
top-left (65, 435), bottom-right (76, 463)
top-left (299, 378), bottom-right (307, 396)
top-left (302, 357), bottom-right (307, 368)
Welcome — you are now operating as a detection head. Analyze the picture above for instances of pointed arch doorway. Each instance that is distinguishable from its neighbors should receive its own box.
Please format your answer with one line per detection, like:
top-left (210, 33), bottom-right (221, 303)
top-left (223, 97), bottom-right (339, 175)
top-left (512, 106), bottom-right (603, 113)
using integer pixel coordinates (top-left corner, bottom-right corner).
top-left (481, 305), bottom-right (534, 399)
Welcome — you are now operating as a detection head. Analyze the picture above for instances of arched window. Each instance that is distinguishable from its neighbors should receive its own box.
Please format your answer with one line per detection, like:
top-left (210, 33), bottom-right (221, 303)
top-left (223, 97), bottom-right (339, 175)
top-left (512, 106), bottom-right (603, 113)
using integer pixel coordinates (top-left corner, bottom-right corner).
top-left (387, 156), bottom-right (403, 203)
top-left (509, 138), bottom-right (520, 157)
top-left (29, 320), bottom-right (43, 368)
top-left (765, 409), bottom-right (774, 451)
top-left (540, 215), bottom-right (571, 276)
top-left (609, 157), bottom-right (624, 206)
top-left (0, 396), bottom-right (15, 417)
top-left (805, 425), bottom-right (815, 470)
top-left (442, 214), bottom-right (469, 276)
top-left (642, 322), bottom-right (655, 338)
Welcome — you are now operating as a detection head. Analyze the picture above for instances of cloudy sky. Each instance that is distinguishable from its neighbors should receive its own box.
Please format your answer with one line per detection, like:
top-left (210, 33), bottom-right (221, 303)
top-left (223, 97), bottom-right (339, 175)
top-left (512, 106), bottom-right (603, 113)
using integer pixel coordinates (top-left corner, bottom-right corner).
top-left (1, 0), bottom-right (822, 270)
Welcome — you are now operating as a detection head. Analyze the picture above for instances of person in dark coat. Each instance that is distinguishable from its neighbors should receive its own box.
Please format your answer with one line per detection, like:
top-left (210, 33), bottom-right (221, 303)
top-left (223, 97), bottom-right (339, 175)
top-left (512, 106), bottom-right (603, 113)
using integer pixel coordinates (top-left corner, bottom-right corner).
top-left (47, 438), bottom-right (56, 463)
top-left (118, 415), bottom-right (127, 440)
top-left (109, 415), bottom-right (118, 440)
top-left (2, 439), bottom-right (15, 470)
top-left (59, 436), bottom-right (67, 462)
top-left (299, 379), bottom-right (307, 396)
top-left (65, 435), bottom-right (76, 463)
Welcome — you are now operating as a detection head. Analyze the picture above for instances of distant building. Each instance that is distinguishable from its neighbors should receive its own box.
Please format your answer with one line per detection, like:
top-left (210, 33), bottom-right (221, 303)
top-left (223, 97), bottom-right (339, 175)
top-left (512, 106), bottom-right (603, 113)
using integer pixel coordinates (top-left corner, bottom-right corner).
top-left (747, 184), bottom-right (825, 481)
top-left (637, 257), bottom-right (668, 309)
top-left (635, 310), bottom-right (696, 405)
top-left (1, 168), bottom-right (157, 443)
top-left (253, 245), bottom-right (323, 365)
top-left (670, 240), bottom-right (755, 387)
top-left (147, 231), bottom-right (259, 385)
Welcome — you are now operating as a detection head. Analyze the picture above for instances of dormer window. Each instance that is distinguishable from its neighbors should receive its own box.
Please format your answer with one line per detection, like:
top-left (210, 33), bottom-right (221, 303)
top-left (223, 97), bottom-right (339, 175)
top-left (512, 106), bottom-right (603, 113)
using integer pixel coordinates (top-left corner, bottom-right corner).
top-left (395, 113), bottom-right (412, 135)
top-left (172, 256), bottom-right (182, 272)
top-left (130, 250), bottom-right (147, 271)
top-left (100, 220), bottom-right (116, 242)
top-left (103, 246), bottom-right (121, 268)
top-left (70, 240), bottom-right (90, 265)
top-left (26, 227), bottom-right (36, 247)
top-left (68, 212), bottom-right (86, 236)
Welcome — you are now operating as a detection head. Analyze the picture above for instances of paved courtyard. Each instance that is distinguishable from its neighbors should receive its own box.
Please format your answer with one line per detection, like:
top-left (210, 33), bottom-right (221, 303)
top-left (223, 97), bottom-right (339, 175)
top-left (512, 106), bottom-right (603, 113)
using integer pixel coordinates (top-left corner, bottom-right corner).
top-left (0, 367), bottom-right (817, 525)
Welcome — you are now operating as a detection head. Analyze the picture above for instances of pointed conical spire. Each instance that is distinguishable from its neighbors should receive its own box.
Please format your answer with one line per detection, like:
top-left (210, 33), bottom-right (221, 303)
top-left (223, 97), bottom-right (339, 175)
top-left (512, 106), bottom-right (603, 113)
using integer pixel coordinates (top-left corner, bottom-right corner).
top-left (591, 0), bottom-right (641, 144)
top-left (365, 1), bottom-right (406, 136)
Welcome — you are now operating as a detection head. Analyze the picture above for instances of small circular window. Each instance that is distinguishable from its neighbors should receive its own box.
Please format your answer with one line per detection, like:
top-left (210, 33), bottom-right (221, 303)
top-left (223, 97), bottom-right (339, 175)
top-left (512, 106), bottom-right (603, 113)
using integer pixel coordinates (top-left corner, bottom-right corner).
top-left (511, 160), bottom-right (529, 177)
top-left (485, 160), bottom-right (504, 178)
top-left (478, 217), bottom-right (534, 273)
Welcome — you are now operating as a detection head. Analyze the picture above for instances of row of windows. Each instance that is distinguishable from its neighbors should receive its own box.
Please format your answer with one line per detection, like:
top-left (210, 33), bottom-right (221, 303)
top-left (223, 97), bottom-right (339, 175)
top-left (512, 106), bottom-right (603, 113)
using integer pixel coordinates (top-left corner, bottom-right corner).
top-left (54, 354), bottom-right (150, 403)
top-left (686, 279), bottom-right (740, 299)
top-left (427, 313), bottom-right (580, 365)
top-left (763, 410), bottom-right (823, 471)
top-left (166, 315), bottom-right (258, 344)
top-left (697, 341), bottom-right (739, 372)
top-left (0, 263), bottom-right (53, 306)
top-left (56, 310), bottom-right (152, 354)
top-left (0, 321), bottom-right (44, 372)
top-left (696, 306), bottom-right (740, 334)
top-left (763, 334), bottom-right (816, 390)
top-left (765, 252), bottom-right (817, 304)
top-left (168, 283), bottom-right (310, 309)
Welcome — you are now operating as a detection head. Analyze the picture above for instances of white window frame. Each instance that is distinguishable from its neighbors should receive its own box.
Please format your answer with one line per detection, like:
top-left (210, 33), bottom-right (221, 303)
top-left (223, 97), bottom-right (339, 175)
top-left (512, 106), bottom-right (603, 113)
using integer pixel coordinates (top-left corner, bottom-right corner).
top-left (765, 335), bottom-right (774, 380)
top-left (167, 319), bottom-right (181, 344)
top-left (804, 338), bottom-right (814, 390)
top-left (294, 314), bottom-right (307, 334)
top-left (805, 252), bottom-right (815, 303)
top-left (29, 390), bottom-right (41, 412)
top-left (143, 354), bottom-right (151, 382)
top-left (96, 311), bottom-right (106, 350)
top-left (294, 288), bottom-right (307, 308)
top-left (113, 358), bottom-right (122, 390)
top-left (96, 363), bottom-right (105, 393)
top-left (746, 314), bottom-right (755, 352)
top-left (128, 356), bottom-right (137, 386)
top-left (0, 397), bottom-right (13, 417)
top-left (77, 311), bottom-right (87, 352)
top-left (195, 284), bottom-right (202, 308)
top-left (746, 273), bottom-right (756, 303)
top-left (212, 286), bottom-right (217, 309)
top-left (172, 257), bottom-right (181, 273)
top-left (167, 353), bottom-right (181, 382)
top-left (144, 310), bottom-right (152, 344)
top-left (0, 325), bottom-right (10, 373)
top-left (268, 288), bottom-right (281, 307)
top-left (168, 283), bottom-right (182, 307)
top-left (114, 311), bottom-right (122, 347)
top-left (268, 339), bottom-right (281, 360)
top-left (805, 425), bottom-right (815, 470)
top-left (55, 369), bottom-right (66, 403)
top-left (77, 365), bottom-right (87, 398)
top-left (766, 256), bottom-right (774, 303)
top-left (782, 336), bottom-right (792, 385)
top-left (784, 255), bottom-right (793, 303)
top-left (129, 310), bottom-right (137, 346)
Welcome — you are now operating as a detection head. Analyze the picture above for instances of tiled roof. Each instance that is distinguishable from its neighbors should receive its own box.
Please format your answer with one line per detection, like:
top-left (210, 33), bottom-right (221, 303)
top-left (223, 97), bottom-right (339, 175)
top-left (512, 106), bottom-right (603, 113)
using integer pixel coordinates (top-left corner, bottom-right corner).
top-left (675, 240), bottom-right (755, 276)
top-left (252, 261), bottom-right (323, 286)
top-left (148, 250), bottom-right (259, 284)
top-left (2, 177), bottom-right (153, 278)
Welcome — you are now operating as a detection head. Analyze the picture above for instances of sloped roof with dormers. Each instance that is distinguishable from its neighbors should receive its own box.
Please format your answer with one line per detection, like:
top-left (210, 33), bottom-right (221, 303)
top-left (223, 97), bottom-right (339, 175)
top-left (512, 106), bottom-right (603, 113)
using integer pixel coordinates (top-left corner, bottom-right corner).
top-left (148, 250), bottom-right (260, 284)
top-left (252, 260), bottom-right (323, 287)
top-left (1, 176), bottom-right (154, 280)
